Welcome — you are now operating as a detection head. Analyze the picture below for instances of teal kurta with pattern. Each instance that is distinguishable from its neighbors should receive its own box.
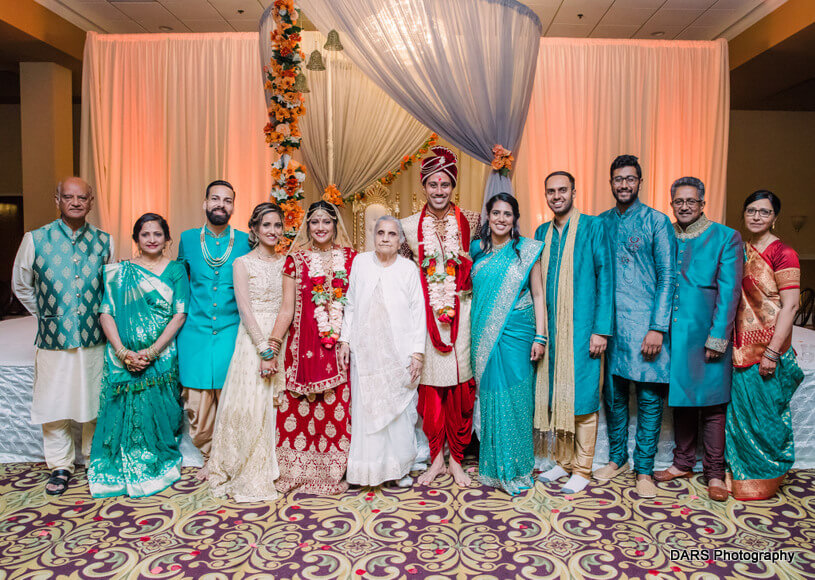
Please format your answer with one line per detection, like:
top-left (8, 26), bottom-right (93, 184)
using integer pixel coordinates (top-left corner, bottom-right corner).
top-left (534, 215), bottom-right (614, 415)
top-left (30, 219), bottom-right (112, 350)
top-left (669, 217), bottom-right (742, 407)
top-left (176, 225), bottom-right (250, 390)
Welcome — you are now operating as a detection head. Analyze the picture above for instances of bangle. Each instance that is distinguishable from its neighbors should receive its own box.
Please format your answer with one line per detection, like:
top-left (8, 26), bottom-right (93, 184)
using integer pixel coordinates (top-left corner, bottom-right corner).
top-left (765, 346), bottom-right (782, 357)
top-left (260, 348), bottom-right (277, 361)
top-left (115, 346), bottom-right (129, 362)
top-left (762, 350), bottom-right (779, 362)
top-left (533, 335), bottom-right (548, 345)
top-left (268, 336), bottom-right (283, 347)
top-left (146, 345), bottom-right (159, 361)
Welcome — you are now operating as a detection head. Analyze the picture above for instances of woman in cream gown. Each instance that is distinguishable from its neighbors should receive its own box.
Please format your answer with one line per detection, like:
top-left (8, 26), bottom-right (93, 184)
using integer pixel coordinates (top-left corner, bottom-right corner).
top-left (208, 203), bottom-right (286, 502)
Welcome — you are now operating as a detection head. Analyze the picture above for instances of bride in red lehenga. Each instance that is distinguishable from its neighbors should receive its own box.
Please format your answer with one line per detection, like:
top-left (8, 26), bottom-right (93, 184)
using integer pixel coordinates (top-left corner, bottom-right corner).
top-left (268, 201), bottom-right (356, 494)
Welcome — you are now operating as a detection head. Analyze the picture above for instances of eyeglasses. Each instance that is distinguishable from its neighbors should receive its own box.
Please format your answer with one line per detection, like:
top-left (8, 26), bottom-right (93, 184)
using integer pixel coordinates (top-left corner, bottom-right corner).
top-left (745, 208), bottom-right (774, 218)
top-left (671, 199), bottom-right (703, 208)
top-left (612, 176), bottom-right (640, 185)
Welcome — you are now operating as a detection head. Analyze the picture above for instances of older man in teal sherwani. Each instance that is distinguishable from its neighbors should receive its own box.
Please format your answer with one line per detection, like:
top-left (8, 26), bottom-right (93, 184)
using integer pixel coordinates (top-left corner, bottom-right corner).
top-left (596, 155), bottom-right (677, 498)
top-left (177, 180), bottom-right (249, 478)
top-left (534, 171), bottom-right (613, 495)
top-left (653, 177), bottom-right (742, 502)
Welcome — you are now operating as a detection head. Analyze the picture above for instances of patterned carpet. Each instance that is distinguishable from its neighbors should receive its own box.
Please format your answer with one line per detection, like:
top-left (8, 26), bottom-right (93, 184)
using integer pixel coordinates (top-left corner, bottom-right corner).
top-left (0, 460), bottom-right (814, 579)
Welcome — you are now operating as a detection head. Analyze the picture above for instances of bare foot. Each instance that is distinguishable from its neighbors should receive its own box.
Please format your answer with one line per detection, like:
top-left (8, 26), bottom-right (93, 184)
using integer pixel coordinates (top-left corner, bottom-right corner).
top-left (196, 464), bottom-right (210, 481)
top-left (417, 455), bottom-right (447, 485)
top-left (447, 460), bottom-right (471, 488)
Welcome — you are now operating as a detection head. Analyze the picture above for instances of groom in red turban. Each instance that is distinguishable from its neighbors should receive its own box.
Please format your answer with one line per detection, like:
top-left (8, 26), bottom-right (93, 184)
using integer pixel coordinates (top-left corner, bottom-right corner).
top-left (400, 146), bottom-right (481, 487)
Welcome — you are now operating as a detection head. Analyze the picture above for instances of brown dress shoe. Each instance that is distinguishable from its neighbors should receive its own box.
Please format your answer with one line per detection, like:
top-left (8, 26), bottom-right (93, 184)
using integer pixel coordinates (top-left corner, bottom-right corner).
top-left (708, 484), bottom-right (729, 502)
top-left (653, 466), bottom-right (694, 482)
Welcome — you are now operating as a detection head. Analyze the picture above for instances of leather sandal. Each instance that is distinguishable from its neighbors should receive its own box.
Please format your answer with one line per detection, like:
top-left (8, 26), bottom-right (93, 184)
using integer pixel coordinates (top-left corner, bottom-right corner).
top-left (45, 469), bottom-right (71, 496)
top-left (653, 466), bottom-right (694, 482)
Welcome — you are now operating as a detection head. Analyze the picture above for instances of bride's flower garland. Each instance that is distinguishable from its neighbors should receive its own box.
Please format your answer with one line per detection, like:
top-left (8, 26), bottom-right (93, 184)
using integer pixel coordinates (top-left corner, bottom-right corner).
top-left (263, 0), bottom-right (306, 253)
top-left (309, 248), bottom-right (349, 348)
top-left (420, 213), bottom-right (461, 324)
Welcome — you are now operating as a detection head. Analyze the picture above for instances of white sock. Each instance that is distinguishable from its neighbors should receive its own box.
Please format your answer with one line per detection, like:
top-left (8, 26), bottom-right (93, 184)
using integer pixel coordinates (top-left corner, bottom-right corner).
top-left (538, 465), bottom-right (569, 482)
top-left (561, 474), bottom-right (590, 494)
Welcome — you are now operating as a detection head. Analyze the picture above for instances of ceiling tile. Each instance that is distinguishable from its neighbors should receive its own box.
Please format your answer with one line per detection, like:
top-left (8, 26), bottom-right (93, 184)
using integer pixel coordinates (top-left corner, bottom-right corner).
top-left (691, 8), bottom-right (738, 29)
top-left (551, 0), bottom-right (612, 31)
top-left (184, 19), bottom-right (234, 32)
top-left (646, 9), bottom-right (703, 27)
top-left (228, 18), bottom-right (261, 32)
top-left (633, 24), bottom-right (687, 39)
top-left (546, 23), bottom-right (593, 38)
top-left (662, 0), bottom-right (717, 7)
top-left (589, 24), bottom-right (639, 38)
top-left (529, 5), bottom-right (559, 29)
top-left (111, 3), bottom-right (190, 32)
top-left (69, 2), bottom-right (131, 22)
top-left (609, 0), bottom-right (665, 8)
top-left (711, 0), bottom-right (761, 9)
top-left (159, 0), bottom-right (223, 20)
top-left (208, 0), bottom-right (264, 21)
top-left (102, 19), bottom-right (150, 34)
top-left (675, 25), bottom-right (722, 40)
top-left (599, 6), bottom-right (657, 26)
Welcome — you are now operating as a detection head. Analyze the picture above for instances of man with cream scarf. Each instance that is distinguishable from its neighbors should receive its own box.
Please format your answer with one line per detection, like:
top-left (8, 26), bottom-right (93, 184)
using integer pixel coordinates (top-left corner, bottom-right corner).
top-left (534, 171), bottom-right (613, 494)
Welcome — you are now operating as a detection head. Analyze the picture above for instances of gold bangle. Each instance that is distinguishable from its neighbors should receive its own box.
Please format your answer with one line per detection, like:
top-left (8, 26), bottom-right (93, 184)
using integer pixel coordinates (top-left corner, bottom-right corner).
top-left (268, 336), bottom-right (283, 346)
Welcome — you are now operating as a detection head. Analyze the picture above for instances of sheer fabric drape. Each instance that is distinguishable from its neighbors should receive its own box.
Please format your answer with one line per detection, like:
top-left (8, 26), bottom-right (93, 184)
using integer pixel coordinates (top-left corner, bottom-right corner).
top-left (298, 0), bottom-right (541, 204)
top-left (258, 14), bottom-right (431, 196)
top-left (517, 38), bottom-right (729, 234)
top-left (81, 32), bottom-right (274, 257)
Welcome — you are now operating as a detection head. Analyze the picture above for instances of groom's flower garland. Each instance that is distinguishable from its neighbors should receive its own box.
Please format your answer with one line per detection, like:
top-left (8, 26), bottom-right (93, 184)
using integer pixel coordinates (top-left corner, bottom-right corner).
top-left (309, 249), bottom-right (348, 348)
top-left (420, 212), bottom-right (461, 324)
top-left (263, 0), bottom-right (307, 253)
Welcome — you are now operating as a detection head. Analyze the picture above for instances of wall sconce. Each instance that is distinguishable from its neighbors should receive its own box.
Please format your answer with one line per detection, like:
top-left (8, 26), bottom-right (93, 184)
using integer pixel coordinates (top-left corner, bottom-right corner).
top-left (791, 215), bottom-right (807, 233)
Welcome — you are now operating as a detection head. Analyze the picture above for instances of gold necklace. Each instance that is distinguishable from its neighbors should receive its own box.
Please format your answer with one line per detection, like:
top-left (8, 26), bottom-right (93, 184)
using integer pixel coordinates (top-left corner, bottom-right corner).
top-left (201, 225), bottom-right (235, 268)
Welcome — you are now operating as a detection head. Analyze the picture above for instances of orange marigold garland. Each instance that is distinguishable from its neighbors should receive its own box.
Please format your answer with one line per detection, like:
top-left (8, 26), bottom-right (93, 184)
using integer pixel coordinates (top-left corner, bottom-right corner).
top-left (491, 144), bottom-right (514, 177)
top-left (264, 0), bottom-right (307, 252)
top-left (322, 184), bottom-right (344, 207)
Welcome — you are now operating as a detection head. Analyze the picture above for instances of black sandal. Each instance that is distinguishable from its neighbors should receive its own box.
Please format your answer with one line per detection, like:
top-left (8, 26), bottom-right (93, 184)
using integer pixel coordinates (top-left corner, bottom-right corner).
top-left (45, 469), bottom-right (71, 496)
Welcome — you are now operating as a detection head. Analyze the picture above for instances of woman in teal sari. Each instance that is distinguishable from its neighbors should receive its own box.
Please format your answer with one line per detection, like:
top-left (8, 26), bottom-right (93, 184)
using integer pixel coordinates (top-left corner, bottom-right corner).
top-left (88, 213), bottom-right (189, 498)
top-left (471, 193), bottom-right (545, 495)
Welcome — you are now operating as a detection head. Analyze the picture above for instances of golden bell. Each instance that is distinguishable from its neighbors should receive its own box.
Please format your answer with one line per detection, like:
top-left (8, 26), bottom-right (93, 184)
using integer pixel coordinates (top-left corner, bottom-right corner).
top-left (305, 50), bottom-right (326, 71)
top-left (324, 29), bottom-right (344, 51)
top-left (292, 72), bottom-right (310, 93)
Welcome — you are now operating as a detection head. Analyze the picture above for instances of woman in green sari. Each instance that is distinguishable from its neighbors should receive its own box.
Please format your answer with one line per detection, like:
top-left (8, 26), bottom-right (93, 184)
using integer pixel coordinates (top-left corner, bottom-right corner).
top-left (471, 193), bottom-right (545, 495)
top-left (88, 213), bottom-right (189, 498)
top-left (727, 191), bottom-right (803, 501)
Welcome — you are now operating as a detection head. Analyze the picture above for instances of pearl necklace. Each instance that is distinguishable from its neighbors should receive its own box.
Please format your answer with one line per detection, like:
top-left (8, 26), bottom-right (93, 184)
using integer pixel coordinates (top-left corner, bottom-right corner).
top-left (200, 225), bottom-right (235, 268)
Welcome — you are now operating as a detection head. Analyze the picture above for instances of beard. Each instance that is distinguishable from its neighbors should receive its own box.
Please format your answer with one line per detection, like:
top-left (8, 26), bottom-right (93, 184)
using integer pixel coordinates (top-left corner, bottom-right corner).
top-left (206, 208), bottom-right (231, 226)
top-left (612, 184), bottom-right (639, 205)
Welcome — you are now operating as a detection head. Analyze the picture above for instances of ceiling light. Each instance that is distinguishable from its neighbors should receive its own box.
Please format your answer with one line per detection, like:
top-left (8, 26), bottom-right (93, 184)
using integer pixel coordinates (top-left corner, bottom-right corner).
top-left (158, 26), bottom-right (173, 31)
top-left (651, 31), bottom-right (665, 37)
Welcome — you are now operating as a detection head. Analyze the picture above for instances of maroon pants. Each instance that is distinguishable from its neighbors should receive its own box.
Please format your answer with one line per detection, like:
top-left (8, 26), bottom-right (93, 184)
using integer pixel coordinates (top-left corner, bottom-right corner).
top-left (672, 404), bottom-right (727, 481)
top-left (417, 379), bottom-right (476, 463)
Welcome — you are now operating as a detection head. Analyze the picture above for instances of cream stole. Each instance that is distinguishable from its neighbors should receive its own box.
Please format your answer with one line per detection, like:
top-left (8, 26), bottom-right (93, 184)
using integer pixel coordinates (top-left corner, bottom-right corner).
top-left (534, 210), bottom-right (580, 442)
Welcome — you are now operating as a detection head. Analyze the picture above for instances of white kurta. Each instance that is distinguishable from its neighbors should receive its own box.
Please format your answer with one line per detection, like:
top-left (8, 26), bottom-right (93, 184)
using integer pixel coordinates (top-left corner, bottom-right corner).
top-left (12, 231), bottom-right (114, 424)
top-left (341, 253), bottom-right (426, 486)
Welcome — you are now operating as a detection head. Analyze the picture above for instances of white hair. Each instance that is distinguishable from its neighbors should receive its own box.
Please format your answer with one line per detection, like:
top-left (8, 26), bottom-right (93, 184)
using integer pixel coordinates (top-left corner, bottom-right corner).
top-left (374, 215), bottom-right (406, 244)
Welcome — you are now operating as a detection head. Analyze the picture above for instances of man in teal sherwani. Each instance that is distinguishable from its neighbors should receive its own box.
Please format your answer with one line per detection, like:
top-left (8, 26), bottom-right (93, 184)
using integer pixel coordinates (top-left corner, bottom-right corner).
top-left (533, 171), bottom-right (613, 495)
top-left (177, 180), bottom-right (250, 477)
top-left (596, 155), bottom-right (677, 498)
top-left (654, 177), bottom-right (742, 502)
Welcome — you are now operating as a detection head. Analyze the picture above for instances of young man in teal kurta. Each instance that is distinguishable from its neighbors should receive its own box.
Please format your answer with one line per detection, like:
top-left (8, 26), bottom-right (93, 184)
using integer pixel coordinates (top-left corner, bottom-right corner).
top-left (534, 172), bottom-right (613, 494)
top-left (177, 180), bottom-right (250, 477)
top-left (597, 155), bottom-right (677, 498)
top-left (654, 177), bottom-right (742, 502)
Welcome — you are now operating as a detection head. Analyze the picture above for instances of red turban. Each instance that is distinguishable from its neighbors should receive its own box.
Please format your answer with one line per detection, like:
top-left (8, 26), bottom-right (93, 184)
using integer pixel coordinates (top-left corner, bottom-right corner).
top-left (420, 146), bottom-right (458, 188)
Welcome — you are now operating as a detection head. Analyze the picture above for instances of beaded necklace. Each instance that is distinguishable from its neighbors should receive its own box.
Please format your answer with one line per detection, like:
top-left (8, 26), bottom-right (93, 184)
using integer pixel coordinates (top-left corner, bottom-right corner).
top-left (200, 225), bottom-right (235, 268)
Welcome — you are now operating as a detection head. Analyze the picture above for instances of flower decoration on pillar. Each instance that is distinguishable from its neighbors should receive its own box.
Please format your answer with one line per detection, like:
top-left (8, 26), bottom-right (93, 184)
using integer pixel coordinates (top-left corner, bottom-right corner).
top-left (264, 0), bottom-right (307, 252)
top-left (491, 144), bottom-right (514, 177)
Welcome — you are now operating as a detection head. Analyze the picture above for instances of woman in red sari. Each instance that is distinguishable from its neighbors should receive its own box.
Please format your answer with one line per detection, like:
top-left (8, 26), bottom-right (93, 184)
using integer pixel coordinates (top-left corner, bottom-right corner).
top-left (269, 201), bottom-right (356, 494)
top-left (726, 190), bottom-right (803, 500)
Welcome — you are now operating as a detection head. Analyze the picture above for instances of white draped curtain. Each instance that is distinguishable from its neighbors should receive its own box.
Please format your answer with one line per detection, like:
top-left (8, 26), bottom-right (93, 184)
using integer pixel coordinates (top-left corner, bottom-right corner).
top-left (298, 0), bottom-right (541, 205)
top-left (258, 10), bottom-right (431, 197)
top-left (517, 38), bottom-right (730, 235)
top-left (81, 32), bottom-right (274, 258)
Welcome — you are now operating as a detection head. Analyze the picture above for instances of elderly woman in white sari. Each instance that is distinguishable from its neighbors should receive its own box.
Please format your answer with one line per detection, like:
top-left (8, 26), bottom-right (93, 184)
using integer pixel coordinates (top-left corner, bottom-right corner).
top-left (338, 216), bottom-right (426, 487)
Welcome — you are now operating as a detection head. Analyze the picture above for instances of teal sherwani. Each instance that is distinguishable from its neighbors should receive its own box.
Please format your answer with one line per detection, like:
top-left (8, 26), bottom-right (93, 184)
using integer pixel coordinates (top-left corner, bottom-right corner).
top-left (669, 215), bottom-right (742, 407)
top-left (534, 215), bottom-right (613, 415)
top-left (176, 225), bottom-right (250, 390)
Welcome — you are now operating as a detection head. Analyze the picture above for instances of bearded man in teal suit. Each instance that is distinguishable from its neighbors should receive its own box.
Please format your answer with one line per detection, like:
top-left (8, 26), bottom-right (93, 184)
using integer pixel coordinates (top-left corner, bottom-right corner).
top-left (654, 177), bottom-right (742, 502)
top-left (533, 171), bottom-right (613, 495)
top-left (177, 180), bottom-right (250, 479)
